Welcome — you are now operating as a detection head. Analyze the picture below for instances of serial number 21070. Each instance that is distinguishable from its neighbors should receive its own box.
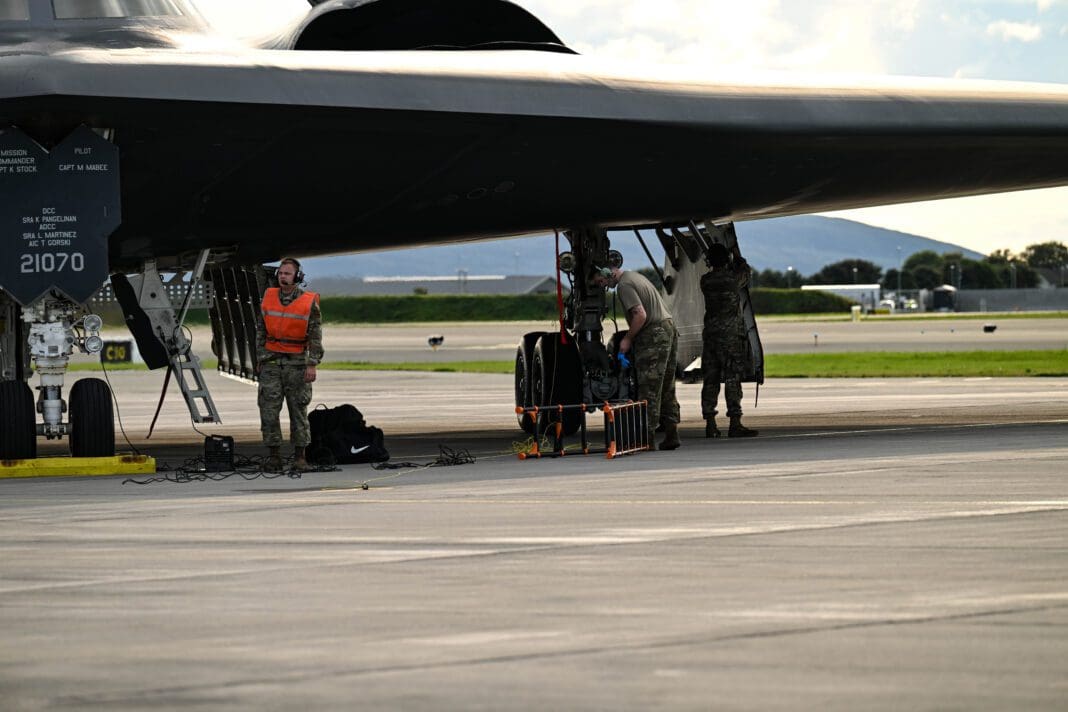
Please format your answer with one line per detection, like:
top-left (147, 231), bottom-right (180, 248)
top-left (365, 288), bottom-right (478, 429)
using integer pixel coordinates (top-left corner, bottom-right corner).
top-left (20, 253), bottom-right (86, 273)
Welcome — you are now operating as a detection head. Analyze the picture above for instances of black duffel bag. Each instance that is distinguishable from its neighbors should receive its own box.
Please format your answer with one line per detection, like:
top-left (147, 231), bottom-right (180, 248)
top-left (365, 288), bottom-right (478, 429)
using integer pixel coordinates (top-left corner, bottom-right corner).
top-left (309, 404), bottom-right (390, 465)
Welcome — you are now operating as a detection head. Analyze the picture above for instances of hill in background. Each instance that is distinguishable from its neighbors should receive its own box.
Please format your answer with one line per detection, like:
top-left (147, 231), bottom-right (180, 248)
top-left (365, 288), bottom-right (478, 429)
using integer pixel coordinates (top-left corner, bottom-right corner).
top-left (301, 216), bottom-right (983, 280)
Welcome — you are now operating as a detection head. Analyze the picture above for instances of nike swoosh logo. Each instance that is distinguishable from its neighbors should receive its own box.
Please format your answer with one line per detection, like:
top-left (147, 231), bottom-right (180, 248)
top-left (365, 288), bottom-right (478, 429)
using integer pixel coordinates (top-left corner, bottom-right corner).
top-left (350, 445), bottom-right (370, 455)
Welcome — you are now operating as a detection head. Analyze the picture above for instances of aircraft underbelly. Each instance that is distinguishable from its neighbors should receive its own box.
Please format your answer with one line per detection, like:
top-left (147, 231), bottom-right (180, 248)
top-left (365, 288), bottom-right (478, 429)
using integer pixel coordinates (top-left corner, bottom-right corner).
top-left (1, 92), bottom-right (1067, 266)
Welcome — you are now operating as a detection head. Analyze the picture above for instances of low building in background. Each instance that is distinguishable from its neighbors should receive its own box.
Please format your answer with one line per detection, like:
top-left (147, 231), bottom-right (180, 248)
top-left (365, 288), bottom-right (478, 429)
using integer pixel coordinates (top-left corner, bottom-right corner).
top-left (954, 288), bottom-right (1068, 312)
top-left (310, 275), bottom-right (558, 297)
top-left (800, 284), bottom-right (882, 312)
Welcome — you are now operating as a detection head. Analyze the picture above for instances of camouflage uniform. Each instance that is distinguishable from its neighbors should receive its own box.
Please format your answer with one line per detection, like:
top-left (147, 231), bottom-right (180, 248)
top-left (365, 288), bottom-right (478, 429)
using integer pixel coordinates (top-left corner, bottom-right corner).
top-left (634, 318), bottom-right (680, 444)
top-left (256, 287), bottom-right (324, 448)
top-left (700, 266), bottom-right (749, 419)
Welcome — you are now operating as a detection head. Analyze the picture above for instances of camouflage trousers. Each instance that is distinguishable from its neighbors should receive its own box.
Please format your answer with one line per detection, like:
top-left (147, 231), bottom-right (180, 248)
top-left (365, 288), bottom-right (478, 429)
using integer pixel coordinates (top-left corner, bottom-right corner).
top-left (701, 331), bottom-right (747, 418)
top-left (633, 318), bottom-right (680, 442)
top-left (258, 362), bottom-right (313, 448)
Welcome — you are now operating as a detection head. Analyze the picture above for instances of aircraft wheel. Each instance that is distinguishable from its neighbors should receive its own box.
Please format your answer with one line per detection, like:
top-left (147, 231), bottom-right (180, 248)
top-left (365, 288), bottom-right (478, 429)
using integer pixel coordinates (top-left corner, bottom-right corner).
top-left (531, 334), bottom-right (583, 436)
top-left (69, 378), bottom-right (115, 458)
top-left (515, 331), bottom-right (547, 434)
top-left (0, 380), bottom-right (37, 460)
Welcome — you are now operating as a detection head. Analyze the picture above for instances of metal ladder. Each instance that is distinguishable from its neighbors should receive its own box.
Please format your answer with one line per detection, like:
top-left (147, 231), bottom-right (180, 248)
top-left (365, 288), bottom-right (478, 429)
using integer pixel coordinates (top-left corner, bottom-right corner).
top-left (170, 350), bottom-right (220, 423)
top-left (165, 248), bottom-right (221, 424)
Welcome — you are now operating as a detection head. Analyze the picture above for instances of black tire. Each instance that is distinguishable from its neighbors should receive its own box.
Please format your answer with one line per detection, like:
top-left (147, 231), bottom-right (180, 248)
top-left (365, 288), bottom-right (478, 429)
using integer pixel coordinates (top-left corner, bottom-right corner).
top-left (515, 331), bottom-right (547, 434)
top-left (531, 334), bottom-right (583, 436)
top-left (0, 380), bottom-right (36, 460)
top-left (69, 378), bottom-right (115, 458)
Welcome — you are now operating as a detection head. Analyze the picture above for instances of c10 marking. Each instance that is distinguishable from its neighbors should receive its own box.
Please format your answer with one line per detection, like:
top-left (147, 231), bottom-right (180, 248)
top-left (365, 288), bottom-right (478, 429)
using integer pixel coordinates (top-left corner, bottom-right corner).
top-left (20, 252), bottom-right (85, 274)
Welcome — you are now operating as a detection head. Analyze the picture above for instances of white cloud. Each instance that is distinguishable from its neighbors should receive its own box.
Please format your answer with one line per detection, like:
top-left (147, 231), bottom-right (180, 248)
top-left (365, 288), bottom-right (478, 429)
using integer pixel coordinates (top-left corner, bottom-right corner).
top-left (522, 0), bottom-right (797, 70)
top-left (523, 0), bottom-right (930, 74)
top-left (953, 62), bottom-right (989, 79)
top-left (888, 0), bottom-right (922, 32)
top-left (985, 20), bottom-right (1043, 42)
top-left (194, 0), bottom-right (304, 37)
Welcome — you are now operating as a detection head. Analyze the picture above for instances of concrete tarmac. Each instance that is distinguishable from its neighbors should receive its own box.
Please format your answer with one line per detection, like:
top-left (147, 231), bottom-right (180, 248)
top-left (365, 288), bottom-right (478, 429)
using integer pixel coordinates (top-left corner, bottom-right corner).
top-left (2, 369), bottom-right (1067, 709)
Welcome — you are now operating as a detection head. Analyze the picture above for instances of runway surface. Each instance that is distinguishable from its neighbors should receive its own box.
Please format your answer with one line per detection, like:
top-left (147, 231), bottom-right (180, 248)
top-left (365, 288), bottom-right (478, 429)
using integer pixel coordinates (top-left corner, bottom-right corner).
top-left (3, 369), bottom-right (1067, 709)
top-left (123, 315), bottom-right (1068, 364)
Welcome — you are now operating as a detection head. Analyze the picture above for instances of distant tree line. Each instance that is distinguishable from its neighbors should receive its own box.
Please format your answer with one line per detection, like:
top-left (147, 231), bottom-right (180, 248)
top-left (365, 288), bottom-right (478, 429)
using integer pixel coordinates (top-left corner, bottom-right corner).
top-left (749, 241), bottom-right (1067, 291)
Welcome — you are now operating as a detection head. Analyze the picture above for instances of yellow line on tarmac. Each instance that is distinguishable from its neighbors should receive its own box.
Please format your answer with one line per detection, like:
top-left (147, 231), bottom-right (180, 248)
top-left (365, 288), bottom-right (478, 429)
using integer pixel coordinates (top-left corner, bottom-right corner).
top-left (0, 455), bottom-right (156, 479)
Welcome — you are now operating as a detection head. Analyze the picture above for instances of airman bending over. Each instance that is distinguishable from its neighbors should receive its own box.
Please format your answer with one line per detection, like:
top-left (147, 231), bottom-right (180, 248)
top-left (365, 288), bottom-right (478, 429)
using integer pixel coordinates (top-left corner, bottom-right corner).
top-left (594, 264), bottom-right (681, 450)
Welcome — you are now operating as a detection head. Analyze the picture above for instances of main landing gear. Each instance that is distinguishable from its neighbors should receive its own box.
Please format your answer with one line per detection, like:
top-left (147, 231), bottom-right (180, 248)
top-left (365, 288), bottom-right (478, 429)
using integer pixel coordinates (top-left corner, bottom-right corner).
top-left (514, 227), bottom-right (636, 436)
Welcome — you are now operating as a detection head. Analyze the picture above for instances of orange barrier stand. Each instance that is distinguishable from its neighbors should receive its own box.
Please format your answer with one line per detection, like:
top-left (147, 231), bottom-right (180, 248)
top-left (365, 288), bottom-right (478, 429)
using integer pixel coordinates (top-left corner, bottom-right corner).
top-left (515, 401), bottom-right (649, 460)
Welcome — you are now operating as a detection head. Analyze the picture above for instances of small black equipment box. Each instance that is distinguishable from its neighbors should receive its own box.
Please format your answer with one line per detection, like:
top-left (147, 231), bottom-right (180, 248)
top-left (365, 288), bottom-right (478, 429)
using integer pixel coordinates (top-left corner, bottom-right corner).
top-left (204, 435), bottom-right (235, 472)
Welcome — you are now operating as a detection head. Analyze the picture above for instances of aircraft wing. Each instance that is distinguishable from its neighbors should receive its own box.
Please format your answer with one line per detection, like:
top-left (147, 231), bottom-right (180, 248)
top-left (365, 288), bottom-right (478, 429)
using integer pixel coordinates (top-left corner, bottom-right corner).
top-left (2, 47), bottom-right (1068, 267)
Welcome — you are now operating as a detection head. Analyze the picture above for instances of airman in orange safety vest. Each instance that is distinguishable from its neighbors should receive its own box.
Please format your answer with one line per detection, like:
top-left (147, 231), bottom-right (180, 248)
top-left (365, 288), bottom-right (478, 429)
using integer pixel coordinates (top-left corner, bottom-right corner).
top-left (256, 257), bottom-right (324, 472)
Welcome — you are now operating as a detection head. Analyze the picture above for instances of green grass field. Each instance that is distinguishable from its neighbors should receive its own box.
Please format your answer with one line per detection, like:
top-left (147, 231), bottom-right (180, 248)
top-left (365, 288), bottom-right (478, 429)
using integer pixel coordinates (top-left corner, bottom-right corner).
top-left (326, 360), bottom-right (514, 374)
top-left (71, 349), bottom-right (1068, 377)
top-left (763, 349), bottom-right (1068, 377)
top-left (325, 350), bottom-right (1068, 377)
top-left (759, 311), bottom-right (1068, 323)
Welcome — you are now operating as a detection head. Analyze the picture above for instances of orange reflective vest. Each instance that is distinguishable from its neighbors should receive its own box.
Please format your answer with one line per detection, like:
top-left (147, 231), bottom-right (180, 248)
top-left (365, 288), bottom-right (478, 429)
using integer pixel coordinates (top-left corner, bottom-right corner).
top-left (261, 288), bottom-right (319, 354)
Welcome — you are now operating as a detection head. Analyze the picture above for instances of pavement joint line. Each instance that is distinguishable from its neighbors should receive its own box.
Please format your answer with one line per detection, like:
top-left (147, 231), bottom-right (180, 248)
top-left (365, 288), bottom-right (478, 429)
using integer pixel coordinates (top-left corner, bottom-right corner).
top-left (770, 418), bottom-right (1068, 439)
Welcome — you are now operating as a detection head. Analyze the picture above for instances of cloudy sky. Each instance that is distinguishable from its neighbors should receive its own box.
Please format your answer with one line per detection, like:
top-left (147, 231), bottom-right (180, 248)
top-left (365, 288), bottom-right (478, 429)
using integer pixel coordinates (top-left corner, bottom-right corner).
top-left (197, 0), bottom-right (1068, 255)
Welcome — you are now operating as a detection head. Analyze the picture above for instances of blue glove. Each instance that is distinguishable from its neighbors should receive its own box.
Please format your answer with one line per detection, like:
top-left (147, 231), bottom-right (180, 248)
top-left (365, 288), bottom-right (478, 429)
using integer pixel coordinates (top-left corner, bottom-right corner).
top-left (618, 352), bottom-right (631, 369)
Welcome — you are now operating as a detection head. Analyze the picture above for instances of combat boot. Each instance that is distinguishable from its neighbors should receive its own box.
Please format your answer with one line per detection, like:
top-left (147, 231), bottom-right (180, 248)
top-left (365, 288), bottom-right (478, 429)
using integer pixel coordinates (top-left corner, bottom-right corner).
top-left (265, 446), bottom-right (284, 472)
top-left (658, 422), bottom-right (681, 450)
top-left (728, 416), bottom-right (758, 438)
top-left (705, 417), bottom-right (722, 438)
top-left (293, 446), bottom-right (312, 472)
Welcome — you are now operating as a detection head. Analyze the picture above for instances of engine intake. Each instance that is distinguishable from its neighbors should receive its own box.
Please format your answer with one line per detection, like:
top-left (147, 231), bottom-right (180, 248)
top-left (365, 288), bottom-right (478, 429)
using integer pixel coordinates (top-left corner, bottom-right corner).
top-left (295, 0), bottom-right (573, 53)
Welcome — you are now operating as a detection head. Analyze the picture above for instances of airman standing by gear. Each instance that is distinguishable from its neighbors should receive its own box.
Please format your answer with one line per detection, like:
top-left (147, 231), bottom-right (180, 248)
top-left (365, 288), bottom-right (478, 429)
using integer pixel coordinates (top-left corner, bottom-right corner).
top-left (700, 244), bottom-right (758, 439)
top-left (256, 257), bottom-right (324, 471)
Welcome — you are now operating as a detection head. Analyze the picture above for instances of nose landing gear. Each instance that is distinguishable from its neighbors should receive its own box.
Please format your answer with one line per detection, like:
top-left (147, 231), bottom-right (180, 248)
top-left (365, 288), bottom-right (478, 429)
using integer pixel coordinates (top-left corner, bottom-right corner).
top-left (0, 292), bottom-right (114, 460)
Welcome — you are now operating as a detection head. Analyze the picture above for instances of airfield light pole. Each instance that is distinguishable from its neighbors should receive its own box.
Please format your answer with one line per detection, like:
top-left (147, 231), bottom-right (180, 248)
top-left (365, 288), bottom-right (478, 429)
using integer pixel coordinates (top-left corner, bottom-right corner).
top-left (852, 265), bottom-right (858, 284)
top-left (950, 264), bottom-right (957, 289)
top-left (786, 266), bottom-right (794, 289)
top-left (1010, 262), bottom-right (1017, 289)
top-left (896, 245), bottom-right (902, 296)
